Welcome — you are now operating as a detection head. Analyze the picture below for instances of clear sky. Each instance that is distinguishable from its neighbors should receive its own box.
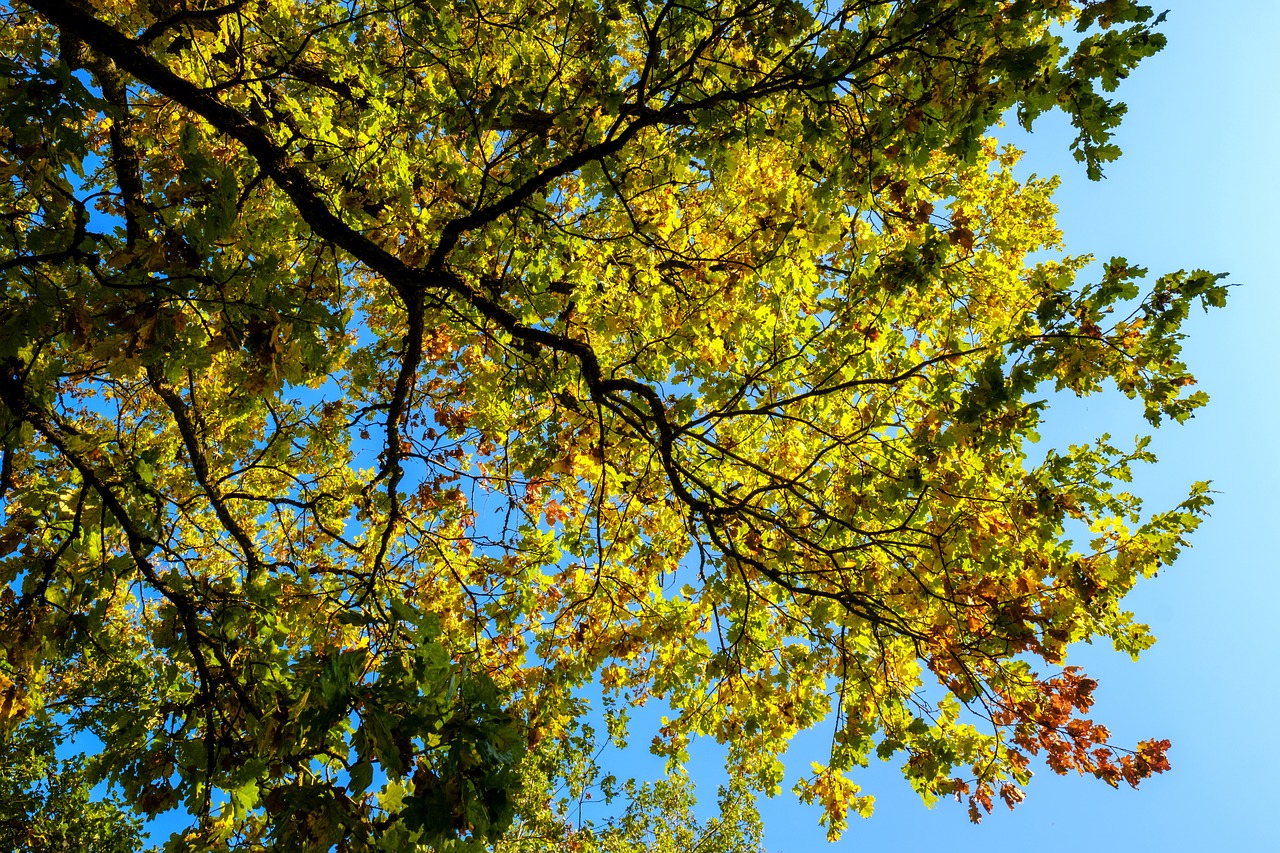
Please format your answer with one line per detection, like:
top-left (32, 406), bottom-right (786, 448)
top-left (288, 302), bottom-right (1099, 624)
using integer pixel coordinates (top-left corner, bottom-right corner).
top-left (751, 2), bottom-right (1280, 850)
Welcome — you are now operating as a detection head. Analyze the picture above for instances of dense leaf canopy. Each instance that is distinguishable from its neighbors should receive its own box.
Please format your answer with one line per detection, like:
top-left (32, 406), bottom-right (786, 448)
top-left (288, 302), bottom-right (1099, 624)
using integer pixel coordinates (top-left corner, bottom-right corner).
top-left (0, 0), bottom-right (1225, 850)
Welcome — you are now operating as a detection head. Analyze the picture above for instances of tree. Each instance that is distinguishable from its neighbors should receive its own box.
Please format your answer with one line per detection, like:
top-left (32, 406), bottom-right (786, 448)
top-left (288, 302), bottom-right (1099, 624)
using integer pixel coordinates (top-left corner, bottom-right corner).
top-left (0, 0), bottom-right (1226, 849)
top-left (0, 717), bottom-right (148, 852)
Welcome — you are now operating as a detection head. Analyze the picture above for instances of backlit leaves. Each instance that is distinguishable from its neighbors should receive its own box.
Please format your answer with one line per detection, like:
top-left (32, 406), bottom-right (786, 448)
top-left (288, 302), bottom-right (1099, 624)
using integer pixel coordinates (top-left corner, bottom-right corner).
top-left (0, 0), bottom-right (1223, 849)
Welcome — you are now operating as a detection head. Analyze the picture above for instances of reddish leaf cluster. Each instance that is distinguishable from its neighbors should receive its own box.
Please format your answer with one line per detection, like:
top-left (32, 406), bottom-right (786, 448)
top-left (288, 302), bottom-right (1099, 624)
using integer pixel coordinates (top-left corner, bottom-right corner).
top-left (993, 667), bottom-right (1170, 796)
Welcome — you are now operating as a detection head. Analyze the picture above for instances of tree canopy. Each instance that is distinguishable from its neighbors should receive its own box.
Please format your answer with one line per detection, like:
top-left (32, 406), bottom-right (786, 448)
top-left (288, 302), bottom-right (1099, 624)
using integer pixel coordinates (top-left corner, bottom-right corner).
top-left (0, 716), bottom-right (147, 852)
top-left (0, 0), bottom-right (1226, 850)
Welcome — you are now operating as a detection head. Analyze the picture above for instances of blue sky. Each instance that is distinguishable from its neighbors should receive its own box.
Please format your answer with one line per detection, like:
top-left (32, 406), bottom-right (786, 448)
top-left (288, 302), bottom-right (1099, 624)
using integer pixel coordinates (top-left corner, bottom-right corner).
top-left (752, 2), bottom-right (1280, 850)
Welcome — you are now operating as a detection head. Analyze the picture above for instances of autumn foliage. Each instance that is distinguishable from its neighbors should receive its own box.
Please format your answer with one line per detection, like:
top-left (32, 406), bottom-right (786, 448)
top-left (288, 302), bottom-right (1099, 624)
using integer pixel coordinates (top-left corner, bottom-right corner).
top-left (0, 0), bottom-right (1223, 850)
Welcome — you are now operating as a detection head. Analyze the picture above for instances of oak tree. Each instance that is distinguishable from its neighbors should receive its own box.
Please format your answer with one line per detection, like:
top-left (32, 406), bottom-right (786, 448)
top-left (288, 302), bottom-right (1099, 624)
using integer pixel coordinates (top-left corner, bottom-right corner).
top-left (0, 0), bottom-right (1225, 850)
